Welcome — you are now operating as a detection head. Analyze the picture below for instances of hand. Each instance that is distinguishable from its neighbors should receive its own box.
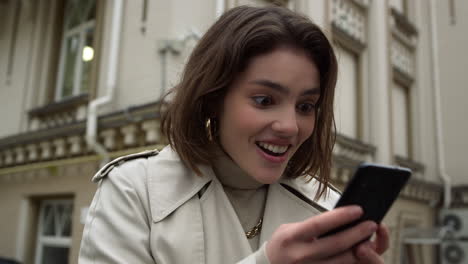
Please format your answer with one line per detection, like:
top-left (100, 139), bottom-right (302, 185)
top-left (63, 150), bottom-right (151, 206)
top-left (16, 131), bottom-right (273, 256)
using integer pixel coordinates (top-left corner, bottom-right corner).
top-left (266, 206), bottom-right (378, 264)
top-left (354, 224), bottom-right (390, 263)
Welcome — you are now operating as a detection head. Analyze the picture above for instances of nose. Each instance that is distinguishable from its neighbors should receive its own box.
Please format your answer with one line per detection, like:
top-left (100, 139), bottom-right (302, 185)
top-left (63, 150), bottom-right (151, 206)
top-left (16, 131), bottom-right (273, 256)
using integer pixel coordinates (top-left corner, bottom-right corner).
top-left (271, 107), bottom-right (299, 137)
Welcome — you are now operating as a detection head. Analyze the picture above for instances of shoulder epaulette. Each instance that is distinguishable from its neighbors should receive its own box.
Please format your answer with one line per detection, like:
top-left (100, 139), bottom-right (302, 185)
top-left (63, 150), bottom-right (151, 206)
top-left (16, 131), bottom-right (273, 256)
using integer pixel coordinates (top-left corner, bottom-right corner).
top-left (92, 149), bottom-right (159, 182)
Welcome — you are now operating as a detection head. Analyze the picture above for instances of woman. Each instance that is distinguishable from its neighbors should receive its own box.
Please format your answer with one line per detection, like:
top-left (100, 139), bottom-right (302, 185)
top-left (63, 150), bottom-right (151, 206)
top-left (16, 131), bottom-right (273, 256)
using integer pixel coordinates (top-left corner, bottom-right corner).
top-left (79, 5), bottom-right (389, 264)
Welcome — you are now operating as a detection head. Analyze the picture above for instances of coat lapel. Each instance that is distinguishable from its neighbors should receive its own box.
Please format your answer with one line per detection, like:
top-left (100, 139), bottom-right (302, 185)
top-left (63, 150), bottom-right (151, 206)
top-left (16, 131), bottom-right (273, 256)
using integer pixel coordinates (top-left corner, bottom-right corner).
top-left (148, 147), bottom-right (214, 264)
top-left (147, 147), bottom-right (253, 264)
top-left (200, 177), bottom-right (254, 264)
top-left (259, 177), bottom-right (340, 245)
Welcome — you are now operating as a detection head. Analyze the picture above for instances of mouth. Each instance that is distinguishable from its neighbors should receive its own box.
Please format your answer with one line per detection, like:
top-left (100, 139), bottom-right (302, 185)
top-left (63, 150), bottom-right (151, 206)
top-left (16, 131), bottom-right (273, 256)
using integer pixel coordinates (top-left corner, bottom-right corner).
top-left (255, 141), bottom-right (290, 157)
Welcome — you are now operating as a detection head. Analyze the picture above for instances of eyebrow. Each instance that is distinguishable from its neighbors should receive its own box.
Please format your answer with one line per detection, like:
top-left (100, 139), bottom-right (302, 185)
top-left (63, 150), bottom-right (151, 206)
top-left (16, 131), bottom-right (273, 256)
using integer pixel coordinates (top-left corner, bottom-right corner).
top-left (250, 79), bottom-right (320, 96)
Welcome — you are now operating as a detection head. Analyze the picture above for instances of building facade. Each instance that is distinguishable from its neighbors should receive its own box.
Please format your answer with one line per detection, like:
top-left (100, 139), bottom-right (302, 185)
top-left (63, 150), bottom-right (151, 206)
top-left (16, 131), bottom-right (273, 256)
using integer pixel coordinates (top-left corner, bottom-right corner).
top-left (0, 0), bottom-right (466, 263)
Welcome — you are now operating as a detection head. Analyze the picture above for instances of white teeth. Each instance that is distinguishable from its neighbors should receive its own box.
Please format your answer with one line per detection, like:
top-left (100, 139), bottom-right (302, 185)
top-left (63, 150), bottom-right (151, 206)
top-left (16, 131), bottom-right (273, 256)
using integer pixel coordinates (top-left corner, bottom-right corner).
top-left (258, 142), bottom-right (288, 154)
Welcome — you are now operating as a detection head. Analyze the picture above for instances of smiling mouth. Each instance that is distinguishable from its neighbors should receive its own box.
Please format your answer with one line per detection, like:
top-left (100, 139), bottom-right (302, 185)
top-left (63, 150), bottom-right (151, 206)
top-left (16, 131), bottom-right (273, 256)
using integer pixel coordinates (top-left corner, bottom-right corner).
top-left (256, 142), bottom-right (290, 157)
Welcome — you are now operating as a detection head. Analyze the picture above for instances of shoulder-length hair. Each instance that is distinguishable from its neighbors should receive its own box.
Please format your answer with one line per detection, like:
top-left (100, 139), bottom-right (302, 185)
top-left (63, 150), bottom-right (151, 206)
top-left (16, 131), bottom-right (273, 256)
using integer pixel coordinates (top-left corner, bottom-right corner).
top-left (161, 5), bottom-right (337, 199)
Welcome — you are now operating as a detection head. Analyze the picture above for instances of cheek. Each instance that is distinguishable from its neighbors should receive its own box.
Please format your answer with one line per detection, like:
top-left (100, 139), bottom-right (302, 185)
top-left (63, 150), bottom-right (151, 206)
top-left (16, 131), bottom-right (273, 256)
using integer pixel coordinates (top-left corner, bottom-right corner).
top-left (298, 117), bottom-right (316, 144)
top-left (225, 106), bottom-right (266, 134)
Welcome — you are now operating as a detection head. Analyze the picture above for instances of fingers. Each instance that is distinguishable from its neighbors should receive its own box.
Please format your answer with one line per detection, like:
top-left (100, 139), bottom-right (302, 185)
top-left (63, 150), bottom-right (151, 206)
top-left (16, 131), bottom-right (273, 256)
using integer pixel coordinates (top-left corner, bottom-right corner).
top-left (266, 207), bottom-right (384, 264)
top-left (293, 206), bottom-right (363, 239)
top-left (354, 224), bottom-right (389, 264)
top-left (373, 224), bottom-right (390, 254)
top-left (355, 242), bottom-right (385, 264)
top-left (319, 250), bottom-right (357, 264)
top-left (310, 220), bottom-right (377, 259)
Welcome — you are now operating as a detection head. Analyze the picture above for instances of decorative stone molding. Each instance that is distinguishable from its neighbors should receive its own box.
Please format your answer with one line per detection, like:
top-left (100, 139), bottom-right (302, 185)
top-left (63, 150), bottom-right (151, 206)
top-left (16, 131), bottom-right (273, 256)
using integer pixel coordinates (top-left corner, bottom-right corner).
top-left (352, 0), bottom-right (369, 8)
top-left (333, 133), bottom-right (376, 173)
top-left (26, 144), bottom-right (38, 162)
top-left (330, 134), bottom-right (440, 204)
top-left (121, 124), bottom-right (139, 147)
top-left (101, 129), bottom-right (118, 150)
top-left (4, 149), bottom-right (14, 165)
top-left (68, 135), bottom-right (83, 156)
top-left (331, 0), bottom-right (367, 47)
top-left (53, 138), bottom-right (66, 158)
top-left (28, 93), bottom-right (89, 130)
top-left (0, 101), bottom-right (163, 169)
top-left (142, 120), bottom-right (160, 144)
top-left (331, 134), bottom-right (375, 185)
top-left (394, 155), bottom-right (425, 179)
top-left (390, 6), bottom-right (417, 86)
top-left (14, 147), bottom-right (25, 164)
top-left (40, 141), bottom-right (52, 160)
top-left (400, 178), bottom-right (441, 204)
top-left (391, 38), bottom-right (415, 84)
top-left (390, 7), bottom-right (418, 37)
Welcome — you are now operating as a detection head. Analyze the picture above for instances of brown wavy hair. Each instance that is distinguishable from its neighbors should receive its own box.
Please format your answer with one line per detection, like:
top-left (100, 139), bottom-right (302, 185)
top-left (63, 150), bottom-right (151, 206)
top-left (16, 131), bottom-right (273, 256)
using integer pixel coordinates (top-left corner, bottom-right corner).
top-left (161, 5), bottom-right (337, 199)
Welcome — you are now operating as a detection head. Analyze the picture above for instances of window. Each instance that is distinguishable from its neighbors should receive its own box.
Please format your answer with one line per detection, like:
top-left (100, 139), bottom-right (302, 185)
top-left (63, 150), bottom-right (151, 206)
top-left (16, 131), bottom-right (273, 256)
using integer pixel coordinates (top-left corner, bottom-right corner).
top-left (392, 82), bottom-right (410, 157)
top-left (55, 0), bottom-right (96, 101)
top-left (34, 199), bottom-right (73, 264)
top-left (334, 47), bottom-right (359, 138)
top-left (330, 0), bottom-right (368, 141)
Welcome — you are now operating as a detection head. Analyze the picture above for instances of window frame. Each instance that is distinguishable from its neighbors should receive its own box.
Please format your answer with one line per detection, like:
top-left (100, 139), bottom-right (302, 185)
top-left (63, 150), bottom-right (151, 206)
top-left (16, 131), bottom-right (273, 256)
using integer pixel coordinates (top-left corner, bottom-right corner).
top-left (54, 0), bottom-right (96, 101)
top-left (391, 81), bottom-right (412, 158)
top-left (333, 45), bottom-right (361, 139)
top-left (34, 199), bottom-right (74, 264)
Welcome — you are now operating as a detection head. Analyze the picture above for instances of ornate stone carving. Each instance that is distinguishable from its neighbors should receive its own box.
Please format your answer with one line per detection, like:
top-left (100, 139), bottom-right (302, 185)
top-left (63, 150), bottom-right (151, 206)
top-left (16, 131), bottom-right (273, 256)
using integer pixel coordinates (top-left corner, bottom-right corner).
top-left (4, 149), bottom-right (13, 165)
top-left (26, 144), bottom-right (38, 161)
top-left (53, 138), bottom-right (66, 158)
top-left (394, 155), bottom-right (425, 179)
top-left (68, 135), bottom-right (83, 156)
top-left (28, 94), bottom-right (89, 130)
top-left (40, 141), bottom-right (52, 160)
top-left (15, 147), bottom-right (25, 164)
top-left (391, 38), bottom-right (415, 82)
top-left (142, 120), bottom-right (160, 144)
top-left (121, 124), bottom-right (139, 146)
top-left (331, 0), bottom-right (367, 45)
top-left (101, 129), bottom-right (118, 150)
top-left (333, 133), bottom-right (376, 172)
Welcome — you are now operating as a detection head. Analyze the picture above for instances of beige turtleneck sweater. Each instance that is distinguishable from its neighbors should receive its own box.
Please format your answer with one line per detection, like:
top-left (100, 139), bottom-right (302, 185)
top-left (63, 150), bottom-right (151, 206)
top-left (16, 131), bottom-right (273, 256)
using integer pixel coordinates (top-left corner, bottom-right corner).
top-left (212, 153), bottom-right (268, 251)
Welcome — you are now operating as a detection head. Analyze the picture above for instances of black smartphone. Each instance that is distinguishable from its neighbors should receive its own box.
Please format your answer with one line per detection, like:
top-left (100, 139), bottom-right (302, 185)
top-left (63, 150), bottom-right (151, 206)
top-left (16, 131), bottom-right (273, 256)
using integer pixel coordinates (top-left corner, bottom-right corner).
top-left (319, 163), bottom-right (411, 238)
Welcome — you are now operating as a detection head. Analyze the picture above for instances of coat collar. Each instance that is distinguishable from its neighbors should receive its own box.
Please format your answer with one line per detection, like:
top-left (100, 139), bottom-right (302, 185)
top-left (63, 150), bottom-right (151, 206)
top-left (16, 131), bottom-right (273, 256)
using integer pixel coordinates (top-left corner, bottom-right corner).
top-left (147, 146), bottom-right (339, 223)
top-left (147, 146), bottom-right (212, 222)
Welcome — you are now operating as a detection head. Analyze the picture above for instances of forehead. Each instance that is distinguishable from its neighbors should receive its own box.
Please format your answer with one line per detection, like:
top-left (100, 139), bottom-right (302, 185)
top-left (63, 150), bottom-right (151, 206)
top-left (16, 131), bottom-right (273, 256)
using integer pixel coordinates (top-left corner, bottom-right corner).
top-left (237, 47), bottom-right (320, 92)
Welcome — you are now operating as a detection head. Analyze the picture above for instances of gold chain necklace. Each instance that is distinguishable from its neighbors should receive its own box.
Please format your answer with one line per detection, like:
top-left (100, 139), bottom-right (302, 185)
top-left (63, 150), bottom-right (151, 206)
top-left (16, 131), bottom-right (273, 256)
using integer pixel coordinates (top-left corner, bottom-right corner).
top-left (245, 218), bottom-right (263, 239)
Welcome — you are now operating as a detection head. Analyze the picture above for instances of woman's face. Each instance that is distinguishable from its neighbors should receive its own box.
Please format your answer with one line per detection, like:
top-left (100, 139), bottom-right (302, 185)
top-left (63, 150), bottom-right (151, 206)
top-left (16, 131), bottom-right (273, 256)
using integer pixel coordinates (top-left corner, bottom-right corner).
top-left (218, 47), bottom-right (320, 184)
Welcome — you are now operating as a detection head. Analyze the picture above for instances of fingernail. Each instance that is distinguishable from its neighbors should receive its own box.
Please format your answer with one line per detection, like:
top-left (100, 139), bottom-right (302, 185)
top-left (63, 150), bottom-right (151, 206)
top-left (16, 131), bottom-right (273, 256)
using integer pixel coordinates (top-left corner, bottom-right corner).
top-left (358, 247), bottom-right (368, 258)
top-left (368, 222), bottom-right (377, 232)
top-left (350, 206), bottom-right (363, 216)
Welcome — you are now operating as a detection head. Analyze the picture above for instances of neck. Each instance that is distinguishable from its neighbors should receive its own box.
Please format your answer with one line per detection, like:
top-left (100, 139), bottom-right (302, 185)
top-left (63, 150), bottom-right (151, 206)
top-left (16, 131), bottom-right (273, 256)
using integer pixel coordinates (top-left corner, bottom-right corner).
top-left (212, 147), bottom-right (264, 190)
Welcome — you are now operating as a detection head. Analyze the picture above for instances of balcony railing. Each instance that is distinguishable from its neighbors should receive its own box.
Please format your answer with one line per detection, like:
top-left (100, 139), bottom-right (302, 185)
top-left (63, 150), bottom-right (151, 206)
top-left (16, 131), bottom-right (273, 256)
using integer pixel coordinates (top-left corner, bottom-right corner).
top-left (0, 101), bottom-right (164, 168)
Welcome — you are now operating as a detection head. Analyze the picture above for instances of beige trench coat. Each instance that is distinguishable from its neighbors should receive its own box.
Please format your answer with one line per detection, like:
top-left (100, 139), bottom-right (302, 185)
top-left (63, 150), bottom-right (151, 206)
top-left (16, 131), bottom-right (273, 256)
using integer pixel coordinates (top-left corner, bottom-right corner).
top-left (79, 146), bottom-right (340, 264)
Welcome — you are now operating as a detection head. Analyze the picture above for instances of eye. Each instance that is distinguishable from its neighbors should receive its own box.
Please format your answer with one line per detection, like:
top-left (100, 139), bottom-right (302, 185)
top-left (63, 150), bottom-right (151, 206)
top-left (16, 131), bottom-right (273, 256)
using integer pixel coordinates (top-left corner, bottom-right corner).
top-left (297, 102), bottom-right (316, 114)
top-left (252, 95), bottom-right (273, 107)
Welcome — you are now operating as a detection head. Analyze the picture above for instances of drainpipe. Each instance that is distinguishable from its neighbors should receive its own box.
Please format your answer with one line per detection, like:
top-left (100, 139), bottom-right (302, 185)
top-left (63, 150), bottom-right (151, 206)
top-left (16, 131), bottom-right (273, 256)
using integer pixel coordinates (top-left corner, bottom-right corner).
top-left (86, 0), bottom-right (123, 166)
top-left (429, 0), bottom-right (451, 208)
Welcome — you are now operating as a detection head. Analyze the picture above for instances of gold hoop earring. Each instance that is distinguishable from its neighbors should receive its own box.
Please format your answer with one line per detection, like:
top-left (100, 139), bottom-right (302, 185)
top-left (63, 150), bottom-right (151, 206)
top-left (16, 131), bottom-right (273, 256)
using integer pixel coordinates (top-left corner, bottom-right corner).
top-left (205, 118), bottom-right (214, 141)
